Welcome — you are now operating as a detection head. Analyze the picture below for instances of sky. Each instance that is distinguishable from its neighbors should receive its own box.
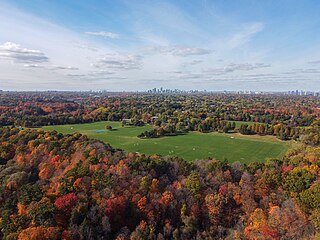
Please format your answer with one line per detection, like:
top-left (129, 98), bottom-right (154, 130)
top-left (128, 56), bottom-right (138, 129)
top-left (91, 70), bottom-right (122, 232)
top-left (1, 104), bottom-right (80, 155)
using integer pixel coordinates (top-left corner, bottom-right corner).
top-left (0, 0), bottom-right (320, 91)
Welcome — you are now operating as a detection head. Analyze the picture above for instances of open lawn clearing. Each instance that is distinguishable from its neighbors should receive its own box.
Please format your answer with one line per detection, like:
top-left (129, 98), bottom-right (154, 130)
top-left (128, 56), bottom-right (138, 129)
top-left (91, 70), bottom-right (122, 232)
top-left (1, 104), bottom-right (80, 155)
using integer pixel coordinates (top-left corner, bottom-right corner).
top-left (42, 121), bottom-right (289, 162)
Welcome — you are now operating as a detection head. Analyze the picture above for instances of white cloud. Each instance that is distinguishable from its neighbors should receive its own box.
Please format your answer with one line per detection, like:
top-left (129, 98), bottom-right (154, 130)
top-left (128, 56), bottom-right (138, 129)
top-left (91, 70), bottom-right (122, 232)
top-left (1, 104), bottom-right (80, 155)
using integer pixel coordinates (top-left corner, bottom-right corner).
top-left (174, 47), bottom-right (212, 56)
top-left (204, 63), bottom-right (270, 74)
top-left (23, 63), bottom-right (44, 68)
top-left (65, 73), bottom-right (86, 77)
top-left (228, 22), bottom-right (264, 48)
top-left (87, 70), bottom-right (116, 76)
top-left (144, 45), bottom-right (212, 57)
top-left (85, 31), bottom-right (119, 39)
top-left (308, 60), bottom-right (320, 65)
top-left (0, 42), bottom-right (48, 63)
top-left (288, 68), bottom-right (320, 74)
top-left (92, 53), bottom-right (142, 70)
top-left (50, 65), bottom-right (79, 70)
top-left (182, 60), bottom-right (203, 67)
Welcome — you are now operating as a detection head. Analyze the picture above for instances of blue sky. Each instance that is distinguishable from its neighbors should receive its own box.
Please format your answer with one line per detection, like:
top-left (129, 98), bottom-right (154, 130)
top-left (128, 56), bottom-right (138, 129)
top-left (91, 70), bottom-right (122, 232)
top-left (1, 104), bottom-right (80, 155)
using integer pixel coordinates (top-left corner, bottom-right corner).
top-left (0, 0), bottom-right (319, 91)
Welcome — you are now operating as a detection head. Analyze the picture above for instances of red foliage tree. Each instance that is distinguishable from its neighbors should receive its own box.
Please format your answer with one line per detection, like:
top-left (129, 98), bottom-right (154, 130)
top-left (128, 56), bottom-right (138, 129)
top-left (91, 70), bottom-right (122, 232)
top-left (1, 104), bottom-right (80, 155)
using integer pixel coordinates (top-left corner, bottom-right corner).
top-left (54, 193), bottom-right (77, 213)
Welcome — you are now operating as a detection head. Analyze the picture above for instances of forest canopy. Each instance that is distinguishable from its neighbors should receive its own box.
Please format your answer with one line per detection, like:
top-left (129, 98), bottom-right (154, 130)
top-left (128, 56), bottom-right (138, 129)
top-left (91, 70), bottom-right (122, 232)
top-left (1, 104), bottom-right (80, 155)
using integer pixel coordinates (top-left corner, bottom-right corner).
top-left (0, 126), bottom-right (319, 239)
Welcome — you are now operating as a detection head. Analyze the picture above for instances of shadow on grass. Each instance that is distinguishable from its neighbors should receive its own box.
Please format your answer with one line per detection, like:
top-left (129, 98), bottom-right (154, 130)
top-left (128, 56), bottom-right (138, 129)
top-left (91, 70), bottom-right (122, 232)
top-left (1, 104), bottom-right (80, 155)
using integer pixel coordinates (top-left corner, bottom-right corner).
top-left (138, 132), bottom-right (188, 139)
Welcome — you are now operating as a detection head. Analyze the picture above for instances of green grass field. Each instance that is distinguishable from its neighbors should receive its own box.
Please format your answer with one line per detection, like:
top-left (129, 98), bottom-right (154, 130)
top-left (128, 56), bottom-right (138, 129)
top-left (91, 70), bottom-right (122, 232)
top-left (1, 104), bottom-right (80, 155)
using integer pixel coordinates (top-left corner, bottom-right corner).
top-left (42, 121), bottom-right (289, 163)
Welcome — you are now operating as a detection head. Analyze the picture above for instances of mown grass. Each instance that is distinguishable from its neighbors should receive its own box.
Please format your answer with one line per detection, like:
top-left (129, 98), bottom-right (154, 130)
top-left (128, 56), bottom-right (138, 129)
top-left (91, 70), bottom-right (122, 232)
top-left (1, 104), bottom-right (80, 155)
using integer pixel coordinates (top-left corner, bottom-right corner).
top-left (42, 121), bottom-right (289, 163)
